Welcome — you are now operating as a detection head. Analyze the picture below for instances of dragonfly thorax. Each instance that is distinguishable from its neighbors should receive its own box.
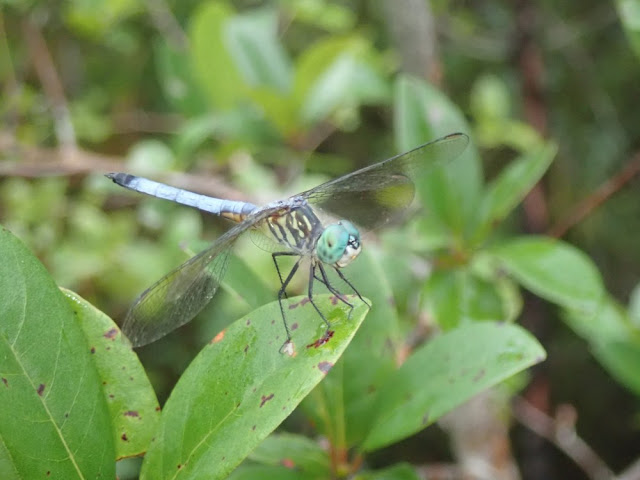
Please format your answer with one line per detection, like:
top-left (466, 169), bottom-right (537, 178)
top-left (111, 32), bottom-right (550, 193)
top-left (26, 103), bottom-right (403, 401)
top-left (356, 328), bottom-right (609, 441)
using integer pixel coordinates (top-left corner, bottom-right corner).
top-left (315, 220), bottom-right (362, 268)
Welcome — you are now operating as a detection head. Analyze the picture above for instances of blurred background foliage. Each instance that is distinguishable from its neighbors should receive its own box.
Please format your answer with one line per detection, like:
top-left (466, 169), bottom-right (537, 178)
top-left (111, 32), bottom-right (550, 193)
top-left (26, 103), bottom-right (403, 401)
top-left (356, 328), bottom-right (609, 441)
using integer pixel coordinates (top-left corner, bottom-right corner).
top-left (2, 0), bottom-right (640, 479)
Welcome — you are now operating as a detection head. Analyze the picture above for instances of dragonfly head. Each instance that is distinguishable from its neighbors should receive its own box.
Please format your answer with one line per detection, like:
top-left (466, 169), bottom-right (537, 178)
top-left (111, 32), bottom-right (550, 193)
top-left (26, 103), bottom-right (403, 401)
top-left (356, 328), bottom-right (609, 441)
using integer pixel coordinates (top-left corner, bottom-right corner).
top-left (316, 220), bottom-right (362, 268)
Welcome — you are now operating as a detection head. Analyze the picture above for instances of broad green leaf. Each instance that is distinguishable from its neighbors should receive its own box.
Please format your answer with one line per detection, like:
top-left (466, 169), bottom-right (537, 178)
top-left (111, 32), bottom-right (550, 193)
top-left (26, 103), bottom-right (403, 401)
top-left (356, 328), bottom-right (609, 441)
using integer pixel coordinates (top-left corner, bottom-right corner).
top-left (0, 227), bottom-right (115, 478)
top-left (64, 0), bottom-right (142, 37)
top-left (616, 0), bottom-right (640, 59)
top-left (303, 249), bottom-right (399, 446)
top-left (393, 75), bottom-right (482, 238)
top-left (227, 7), bottom-right (292, 92)
top-left (227, 465), bottom-right (309, 480)
top-left (473, 142), bottom-right (557, 243)
top-left (189, 2), bottom-right (246, 110)
top-left (293, 36), bottom-right (388, 126)
top-left (62, 289), bottom-right (161, 459)
top-left (489, 236), bottom-right (605, 313)
top-left (563, 297), bottom-right (634, 345)
top-left (592, 340), bottom-right (640, 396)
top-left (154, 38), bottom-right (209, 116)
top-left (139, 296), bottom-right (368, 479)
top-left (354, 463), bottom-right (421, 480)
top-left (301, 54), bottom-right (389, 124)
top-left (424, 268), bottom-right (506, 330)
top-left (564, 297), bottom-right (640, 395)
top-left (362, 322), bottom-right (545, 451)
top-left (248, 433), bottom-right (329, 476)
top-left (282, 0), bottom-right (357, 32)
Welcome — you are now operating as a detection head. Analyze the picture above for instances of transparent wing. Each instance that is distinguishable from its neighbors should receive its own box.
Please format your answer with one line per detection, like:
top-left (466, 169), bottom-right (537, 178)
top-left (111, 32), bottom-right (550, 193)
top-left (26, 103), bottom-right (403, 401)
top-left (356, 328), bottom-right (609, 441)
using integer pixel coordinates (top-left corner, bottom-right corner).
top-left (298, 132), bottom-right (469, 230)
top-left (122, 217), bottom-right (258, 347)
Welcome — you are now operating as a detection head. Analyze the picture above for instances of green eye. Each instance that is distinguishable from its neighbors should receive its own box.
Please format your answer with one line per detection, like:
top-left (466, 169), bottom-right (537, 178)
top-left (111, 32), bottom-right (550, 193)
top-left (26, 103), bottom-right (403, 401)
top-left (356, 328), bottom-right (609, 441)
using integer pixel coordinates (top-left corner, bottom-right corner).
top-left (316, 224), bottom-right (349, 264)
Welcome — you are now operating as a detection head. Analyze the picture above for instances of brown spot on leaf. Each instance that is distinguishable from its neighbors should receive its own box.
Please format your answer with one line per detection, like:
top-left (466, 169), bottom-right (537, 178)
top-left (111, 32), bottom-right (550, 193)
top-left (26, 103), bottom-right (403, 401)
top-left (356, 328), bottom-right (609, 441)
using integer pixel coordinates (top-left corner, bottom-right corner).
top-left (121, 433), bottom-right (129, 441)
top-left (281, 458), bottom-right (295, 469)
top-left (123, 410), bottom-right (139, 417)
top-left (260, 393), bottom-right (274, 407)
top-left (90, 347), bottom-right (96, 354)
top-left (473, 369), bottom-right (486, 382)
top-left (306, 330), bottom-right (334, 349)
top-left (37, 384), bottom-right (45, 396)
top-left (103, 328), bottom-right (118, 339)
top-left (2, 378), bottom-right (7, 387)
top-left (317, 361), bottom-right (333, 374)
top-left (211, 330), bottom-right (225, 344)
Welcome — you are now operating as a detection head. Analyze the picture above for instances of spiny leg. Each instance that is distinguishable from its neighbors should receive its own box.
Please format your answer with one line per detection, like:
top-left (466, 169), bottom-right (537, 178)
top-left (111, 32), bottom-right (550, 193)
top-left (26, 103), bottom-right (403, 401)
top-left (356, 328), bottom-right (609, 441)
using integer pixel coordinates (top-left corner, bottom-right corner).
top-left (272, 251), bottom-right (299, 300)
top-left (307, 262), bottom-right (332, 336)
top-left (277, 256), bottom-right (303, 348)
top-left (315, 262), bottom-right (355, 312)
top-left (332, 265), bottom-right (371, 308)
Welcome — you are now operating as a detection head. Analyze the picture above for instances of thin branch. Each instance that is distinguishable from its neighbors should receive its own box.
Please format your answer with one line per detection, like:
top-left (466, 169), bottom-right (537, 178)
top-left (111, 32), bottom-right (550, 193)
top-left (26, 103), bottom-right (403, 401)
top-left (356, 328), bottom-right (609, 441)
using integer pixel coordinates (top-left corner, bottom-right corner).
top-left (145, 0), bottom-right (189, 51)
top-left (21, 18), bottom-right (76, 150)
top-left (548, 150), bottom-right (640, 238)
top-left (0, 131), bottom-right (248, 202)
top-left (512, 397), bottom-right (615, 480)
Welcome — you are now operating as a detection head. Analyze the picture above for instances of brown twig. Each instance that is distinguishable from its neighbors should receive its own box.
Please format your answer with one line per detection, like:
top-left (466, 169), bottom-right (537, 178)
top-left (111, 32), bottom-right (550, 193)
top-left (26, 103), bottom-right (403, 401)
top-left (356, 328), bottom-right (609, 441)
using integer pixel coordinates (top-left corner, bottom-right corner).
top-left (0, 132), bottom-right (249, 202)
top-left (513, 397), bottom-right (615, 480)
top-left (21, 18), bottom-right (76, 151)
top-left (548, 150), bottom-right (640, 238)
top-left (145, 0), bottom-right (189, 51)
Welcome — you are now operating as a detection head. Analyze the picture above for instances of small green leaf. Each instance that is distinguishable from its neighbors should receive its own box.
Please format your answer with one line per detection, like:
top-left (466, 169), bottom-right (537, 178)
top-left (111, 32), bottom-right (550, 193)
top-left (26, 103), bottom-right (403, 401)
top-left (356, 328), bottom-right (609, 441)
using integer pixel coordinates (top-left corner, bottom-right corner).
top-left (139, 296), bottom-right (368, 479)
top-left (473, 142), bottom-right (557, 242)
top-left (189, 2), bottom-right (246, 110)
top-left (393, 75), bottom-right (482, 237)
top-left (227, 7), bottom-right (292, 92)
top-left (489, 236), bottom-right (605, 313)
top-left (424, 268), bottom-right (506, 330)
top-left (0, 227), bottom-right (115, 478)
top-left (362, 322), bottom-right (545, 451)
top-left (248, 433), bottom-right (329, 476)
top-left (592, 340), bottom-right (640, 396)
top-left (354, 463), bottom-right (421, 480)
top-left (616, 0), bottom-right (640, 59)
top-left (294, 36), bottom-right (388, 126)
top-left (61, 289), bottom-right (161, 459)
top-left (303, 249), bottom-right (399, 446)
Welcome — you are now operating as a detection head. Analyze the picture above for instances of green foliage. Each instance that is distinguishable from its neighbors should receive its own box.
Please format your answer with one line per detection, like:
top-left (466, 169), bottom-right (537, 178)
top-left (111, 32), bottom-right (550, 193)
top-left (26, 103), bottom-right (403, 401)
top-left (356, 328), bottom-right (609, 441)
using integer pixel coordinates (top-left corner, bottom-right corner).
top-left (2, 1), bottom-right (640, 478)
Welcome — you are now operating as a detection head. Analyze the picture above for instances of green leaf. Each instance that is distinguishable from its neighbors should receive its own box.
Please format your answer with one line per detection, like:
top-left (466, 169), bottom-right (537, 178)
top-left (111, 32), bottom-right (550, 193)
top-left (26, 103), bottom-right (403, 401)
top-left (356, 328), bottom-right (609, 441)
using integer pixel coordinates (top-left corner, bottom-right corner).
top-left (616, 0), bottom-right (640, 59)
top-left (154, 38), bottom-right (209, 116)
top-left (362, 322), bottom-right (545, 451)
top-left (393, 75), bottom-right (482, 238)
top-left (424, 268), bottom-right (507, 330)
top-left (592, 339), bottom-right (640, 396)
top-left (139, 296), bottom-right (368, 479)
top-left (248, 433), bottom-right (329, 476)
top-left (0, 227), bottom-right (115, 478)
top-left (227, 465), bottom-right (309, 480)
top-left (227, 7), bottom-right (292, 92)
top-left (189, 2), bottom-right (246, 110)
top-left (473, 142), bottom-right (557, 243)
top-left (294, 37), bottom-right (389, 126)
top-left (354, 463), bottom-right (421, 480)
top-left (303, 249), bottom-right (399, 446)
top-left (61, 288), bottom-right (161, 459)
top-left (563, 297), bottom-right (640, 395)
top-left (489, 236), bottom-right (605, 313)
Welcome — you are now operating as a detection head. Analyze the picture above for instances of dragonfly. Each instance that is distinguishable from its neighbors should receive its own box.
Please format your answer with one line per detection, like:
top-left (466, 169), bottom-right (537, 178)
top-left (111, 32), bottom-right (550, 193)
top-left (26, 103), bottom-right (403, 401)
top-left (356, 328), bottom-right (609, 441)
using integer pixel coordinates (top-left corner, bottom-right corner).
top-left (106, 132), bottom-right (469, 352)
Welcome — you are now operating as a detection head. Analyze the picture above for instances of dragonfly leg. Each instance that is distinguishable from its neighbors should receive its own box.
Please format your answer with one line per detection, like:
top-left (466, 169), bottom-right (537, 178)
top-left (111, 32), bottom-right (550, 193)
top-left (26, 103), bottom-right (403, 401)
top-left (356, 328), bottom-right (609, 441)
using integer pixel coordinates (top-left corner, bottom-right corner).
top-left (277, 256), bottom-right (303, 350)
top-left (332, 266), bottom-right (371, 309)
top-left (307, 262), bottom-right (332, 335)
top-left (315, 262), bottom-right (355, 313)
top-left (272, 251), bottom-right (298, 300)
